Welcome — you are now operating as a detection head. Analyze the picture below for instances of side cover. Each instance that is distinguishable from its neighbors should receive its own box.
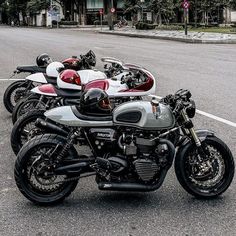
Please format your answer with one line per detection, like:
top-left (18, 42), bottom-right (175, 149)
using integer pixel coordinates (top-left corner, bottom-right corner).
top-left (25, 73), bottom-right (47, 83)
top-left (45, 106), bottom-right (113, 127)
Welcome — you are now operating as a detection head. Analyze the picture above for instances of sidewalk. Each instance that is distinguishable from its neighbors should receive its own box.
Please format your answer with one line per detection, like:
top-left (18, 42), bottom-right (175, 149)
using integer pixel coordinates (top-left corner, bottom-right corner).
top-left (99, 27), bottom-right (236, 44)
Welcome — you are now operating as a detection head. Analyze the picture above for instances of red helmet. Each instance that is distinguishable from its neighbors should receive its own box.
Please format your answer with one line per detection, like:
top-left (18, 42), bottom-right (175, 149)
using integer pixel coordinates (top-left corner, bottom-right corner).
top-left (57, 69), bottom-right (81, 90)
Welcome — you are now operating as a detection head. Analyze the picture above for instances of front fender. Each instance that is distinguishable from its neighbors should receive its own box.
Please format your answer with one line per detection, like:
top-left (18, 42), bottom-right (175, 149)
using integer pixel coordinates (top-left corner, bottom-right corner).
top-left (175, 129), bottom-right (215, 159)
top-left (178, 129), bottom-right (215, 147)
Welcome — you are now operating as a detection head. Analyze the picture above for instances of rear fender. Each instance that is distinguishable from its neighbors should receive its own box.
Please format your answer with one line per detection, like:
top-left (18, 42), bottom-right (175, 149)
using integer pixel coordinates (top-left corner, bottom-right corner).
top-left (26, 73), bottom-right (47, 83)
top-left (31, 84), bottom-right (57, 97)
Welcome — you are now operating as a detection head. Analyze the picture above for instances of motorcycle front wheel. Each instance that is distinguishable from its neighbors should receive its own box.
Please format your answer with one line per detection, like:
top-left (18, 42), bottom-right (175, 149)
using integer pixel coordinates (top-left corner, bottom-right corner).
top-left (3, 80), bottom-right (31, 113)
top-left (175, 136), bottom-right (234, 199)
top-left (11, 109), bottom-right (45, 155)
top-left (14, 134), bottom-right (78, 205)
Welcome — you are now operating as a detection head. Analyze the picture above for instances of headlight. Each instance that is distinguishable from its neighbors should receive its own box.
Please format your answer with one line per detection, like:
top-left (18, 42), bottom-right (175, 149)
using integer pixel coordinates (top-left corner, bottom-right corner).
top-left (186, 99), bottom-right (196, 118)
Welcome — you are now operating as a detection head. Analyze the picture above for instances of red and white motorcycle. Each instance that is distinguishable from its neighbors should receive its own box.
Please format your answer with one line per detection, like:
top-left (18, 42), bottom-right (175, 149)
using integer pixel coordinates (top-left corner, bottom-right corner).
top-left (10, 65), bottom-right (156, 154)
top-left (3, 50), bottom-right (96, 113)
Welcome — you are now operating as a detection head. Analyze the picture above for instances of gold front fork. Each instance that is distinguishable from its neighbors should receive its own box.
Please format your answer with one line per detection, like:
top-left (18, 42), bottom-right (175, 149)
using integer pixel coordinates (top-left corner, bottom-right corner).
top-left (181, 110), bottom-right (201, 147)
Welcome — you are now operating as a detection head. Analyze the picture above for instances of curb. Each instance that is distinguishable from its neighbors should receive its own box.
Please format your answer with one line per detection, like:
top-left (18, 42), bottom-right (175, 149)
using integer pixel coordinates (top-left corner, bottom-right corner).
top-left (99, 31), bottom-right (236, 44)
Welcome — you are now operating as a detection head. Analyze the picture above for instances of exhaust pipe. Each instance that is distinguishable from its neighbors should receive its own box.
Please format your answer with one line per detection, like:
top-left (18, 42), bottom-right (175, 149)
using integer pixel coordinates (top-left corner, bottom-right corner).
top-left (98, 169), bottom-right (167, 192)
top-left (35, 118), bottom-right (68, 137)
top-left (54, 162), bottom-right (90, 175)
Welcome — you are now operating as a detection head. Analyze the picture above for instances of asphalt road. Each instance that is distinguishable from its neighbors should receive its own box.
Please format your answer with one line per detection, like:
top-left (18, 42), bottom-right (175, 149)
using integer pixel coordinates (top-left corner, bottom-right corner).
top-left (0, 26), bottom-right (236, 236)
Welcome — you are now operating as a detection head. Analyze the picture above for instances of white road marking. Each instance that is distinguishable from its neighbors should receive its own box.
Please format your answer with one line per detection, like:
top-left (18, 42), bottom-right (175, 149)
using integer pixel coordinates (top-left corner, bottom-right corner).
top-left (196, 109), bottom-right (236, 128)
top-left (0, 79), bottom-right (25, 81)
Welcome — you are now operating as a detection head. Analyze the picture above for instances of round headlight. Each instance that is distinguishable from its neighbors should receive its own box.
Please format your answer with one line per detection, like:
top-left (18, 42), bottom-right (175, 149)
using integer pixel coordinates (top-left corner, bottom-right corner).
top-left (186, 99), bottom-right (196, 118)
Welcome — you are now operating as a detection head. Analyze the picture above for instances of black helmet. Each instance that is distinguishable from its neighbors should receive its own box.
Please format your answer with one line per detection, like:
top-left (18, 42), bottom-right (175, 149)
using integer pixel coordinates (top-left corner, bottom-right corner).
top-left (80, 88), bottom-right (111, 115)
top-left (36, 53), bottom-right (52, 67)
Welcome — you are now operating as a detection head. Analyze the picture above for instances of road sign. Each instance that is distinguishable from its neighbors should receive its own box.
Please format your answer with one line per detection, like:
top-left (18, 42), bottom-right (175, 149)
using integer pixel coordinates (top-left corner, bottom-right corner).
top-left (110, 8), bottom-right (115, 13)
top-left (99, 9), bottom-right (103, 15)
top-left (182, 1), bottom-right (190, 9)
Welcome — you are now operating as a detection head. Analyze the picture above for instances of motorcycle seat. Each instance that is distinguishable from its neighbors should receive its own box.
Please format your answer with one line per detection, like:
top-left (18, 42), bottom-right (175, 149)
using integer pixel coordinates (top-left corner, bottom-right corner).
top-left (45, 75), bottom-right (57, 85)
top-left (54, 87), bottom-right (82, 98)
top-left (71, 106), bottom-right (112, 122)
top-left (16, 65), bottom-right (46, 74)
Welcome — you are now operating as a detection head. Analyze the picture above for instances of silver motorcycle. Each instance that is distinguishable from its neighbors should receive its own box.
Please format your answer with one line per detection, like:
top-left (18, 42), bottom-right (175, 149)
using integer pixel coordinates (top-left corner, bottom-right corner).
top-left (14, 89), bottom-right (235, 205)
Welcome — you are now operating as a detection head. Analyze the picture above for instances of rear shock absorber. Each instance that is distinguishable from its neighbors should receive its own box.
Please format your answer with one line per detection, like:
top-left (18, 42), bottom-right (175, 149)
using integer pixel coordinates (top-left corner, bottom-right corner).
top-left (55, 130), bottom-right (80, 161)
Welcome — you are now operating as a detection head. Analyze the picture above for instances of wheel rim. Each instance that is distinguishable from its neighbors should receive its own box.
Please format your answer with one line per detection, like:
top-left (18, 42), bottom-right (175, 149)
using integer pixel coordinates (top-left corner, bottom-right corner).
top-left (18, 101), bottom-right (45, 119)
top-left (19, 119), bottom-right (42, 147)
top-left (10, 87), bottom-right (27, 107)
top-left (185, 144), bottom-right (226, 191)
top-left (22, 145), bottom-right (68, 195)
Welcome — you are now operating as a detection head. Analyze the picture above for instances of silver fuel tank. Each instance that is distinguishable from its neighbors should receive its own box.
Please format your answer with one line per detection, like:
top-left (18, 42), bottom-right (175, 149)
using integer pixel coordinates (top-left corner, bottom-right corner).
top-left (113, 101), bottom-right (175, 130)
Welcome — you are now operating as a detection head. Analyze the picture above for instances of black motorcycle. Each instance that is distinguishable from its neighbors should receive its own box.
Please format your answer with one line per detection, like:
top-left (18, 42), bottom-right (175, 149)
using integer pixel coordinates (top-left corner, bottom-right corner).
top-left (14, 89), bottom-right (234, 205)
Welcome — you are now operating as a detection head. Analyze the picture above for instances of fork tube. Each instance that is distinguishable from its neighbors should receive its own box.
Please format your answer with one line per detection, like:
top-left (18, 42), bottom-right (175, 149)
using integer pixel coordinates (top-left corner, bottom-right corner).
top-left (181, 110), bottom-right (201, 147)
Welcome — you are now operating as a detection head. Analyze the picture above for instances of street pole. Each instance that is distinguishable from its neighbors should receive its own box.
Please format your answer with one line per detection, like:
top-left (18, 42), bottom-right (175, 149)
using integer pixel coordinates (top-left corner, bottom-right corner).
top-left (50, 0), bottom-right (53, 28)
top-left (100, 13), bottom-right (102, 31)
top-left (111, 0), bottom-right (114, 30)
top-left (184, 8), bottom-right (187, 36)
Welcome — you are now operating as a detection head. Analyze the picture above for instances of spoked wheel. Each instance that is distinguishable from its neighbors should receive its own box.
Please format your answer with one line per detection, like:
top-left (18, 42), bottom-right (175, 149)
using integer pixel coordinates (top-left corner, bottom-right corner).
top-left (15, 134), bottom-right (78, 205)
top-left (12, 97), bottom-right (45, 124)
top-left (175, 136), bottom-right (235, 199)
top-left (3, 80), bottom-right (31, 113)
top-left (11, 109), bottom-right (45, 155)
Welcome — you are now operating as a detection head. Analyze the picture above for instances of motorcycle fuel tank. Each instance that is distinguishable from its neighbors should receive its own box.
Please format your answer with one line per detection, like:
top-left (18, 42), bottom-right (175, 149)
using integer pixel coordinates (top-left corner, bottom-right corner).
top-left (113, 101), bottom-right (175, 130)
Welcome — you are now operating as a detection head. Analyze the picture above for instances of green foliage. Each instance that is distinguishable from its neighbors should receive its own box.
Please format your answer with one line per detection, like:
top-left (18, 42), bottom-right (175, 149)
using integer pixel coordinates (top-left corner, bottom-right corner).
top-left (123, 0), bottom-right (140, 14)
top-left (156, 24), bottom-right (183, 30)
top-left (27, 0), bottom-right (50, 14)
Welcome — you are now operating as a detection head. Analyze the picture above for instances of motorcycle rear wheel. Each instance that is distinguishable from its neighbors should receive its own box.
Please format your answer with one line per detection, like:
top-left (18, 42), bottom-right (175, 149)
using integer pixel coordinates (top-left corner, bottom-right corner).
top-left (175, 136), bottom-right (234, 199)
top-left (3, 80), bottom-right (30, 113)
top-left (12, 95), bottom-right (44, 124)
top-left (14, 134), bottom-right (78, 205)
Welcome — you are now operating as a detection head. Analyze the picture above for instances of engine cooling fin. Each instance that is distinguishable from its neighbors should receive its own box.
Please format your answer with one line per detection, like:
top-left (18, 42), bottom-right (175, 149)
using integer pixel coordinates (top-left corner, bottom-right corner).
top-left (134, 159), bottom-right (159, 182)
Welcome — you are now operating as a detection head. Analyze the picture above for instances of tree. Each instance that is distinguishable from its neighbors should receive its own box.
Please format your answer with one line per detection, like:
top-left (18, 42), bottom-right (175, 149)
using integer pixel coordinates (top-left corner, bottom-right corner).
top-left (27, 0), bottom-right (50, 14)
top-left (148, 0), bottom-right (175, 25)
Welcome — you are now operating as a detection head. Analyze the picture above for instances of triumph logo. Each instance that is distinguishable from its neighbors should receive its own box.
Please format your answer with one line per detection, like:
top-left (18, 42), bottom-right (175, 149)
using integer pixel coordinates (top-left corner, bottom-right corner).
top-left (97, 133), bottom-right (111, 138)
top-left (103, 184), bottom-right (112, 188)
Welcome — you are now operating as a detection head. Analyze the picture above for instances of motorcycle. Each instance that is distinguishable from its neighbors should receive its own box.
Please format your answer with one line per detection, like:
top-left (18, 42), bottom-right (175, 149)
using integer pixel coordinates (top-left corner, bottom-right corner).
top-left (14, 89), bottom-right (234, 205)
top-left (11, 63), bottom-right (155, 123)
top-left (3, 50), bottom-right (96, 113)
top-left (10, 68), bottom-right (156, 153)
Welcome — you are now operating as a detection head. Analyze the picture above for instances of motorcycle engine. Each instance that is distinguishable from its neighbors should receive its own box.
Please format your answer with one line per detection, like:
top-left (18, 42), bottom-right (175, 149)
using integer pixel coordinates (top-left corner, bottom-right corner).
top-left (119, 132), bottom-right (170, 182)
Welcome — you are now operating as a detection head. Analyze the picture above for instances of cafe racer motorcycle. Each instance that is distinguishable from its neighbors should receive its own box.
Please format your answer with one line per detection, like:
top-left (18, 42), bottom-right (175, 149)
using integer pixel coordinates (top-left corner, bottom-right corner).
top-left (3, 50), bottom-right (96, 113)
top-left (10, 68), bottom-right (156, 154)
top-left (14, 89), bottom-right (234, 205)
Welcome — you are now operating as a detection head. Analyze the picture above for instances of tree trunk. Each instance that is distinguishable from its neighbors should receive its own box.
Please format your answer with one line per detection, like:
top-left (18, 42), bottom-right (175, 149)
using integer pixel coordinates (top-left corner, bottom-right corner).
top-left (158, 9), bottom-right (162, 25)
top-left (153, 13), bottom-right (158, 24)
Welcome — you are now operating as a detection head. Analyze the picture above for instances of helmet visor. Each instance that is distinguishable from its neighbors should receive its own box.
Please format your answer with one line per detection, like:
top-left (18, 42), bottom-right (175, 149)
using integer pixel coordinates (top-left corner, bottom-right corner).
top-left (99, 97), bottom-right (111, 110)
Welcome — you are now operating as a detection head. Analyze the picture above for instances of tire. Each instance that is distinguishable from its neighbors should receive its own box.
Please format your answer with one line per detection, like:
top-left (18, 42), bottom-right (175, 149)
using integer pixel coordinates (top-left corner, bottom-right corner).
top-left (11, 109), bottom-right (45, 155)
top-left (3, 80), bottom-right (31, 113)
top-left (175, 136), bottom-right (235, 199)
top-left (12, 95), bottom-right (45, 124)
top-left (14, 134), bottom-right (78, 205)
